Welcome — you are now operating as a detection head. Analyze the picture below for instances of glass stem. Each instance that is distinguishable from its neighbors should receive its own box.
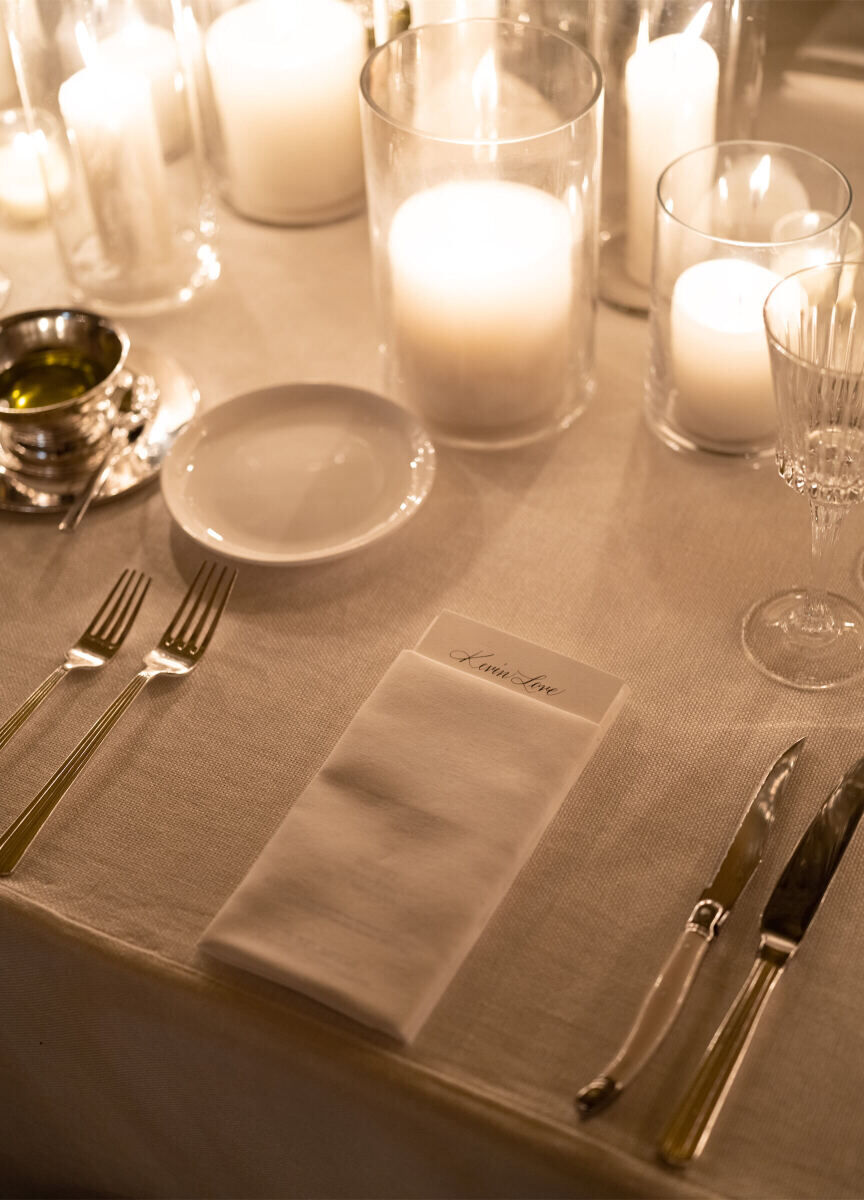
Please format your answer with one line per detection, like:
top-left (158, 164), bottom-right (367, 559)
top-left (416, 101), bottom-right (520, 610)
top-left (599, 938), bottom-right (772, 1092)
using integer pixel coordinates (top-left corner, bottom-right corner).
top-left (800, 499), bottom-right (845, 636)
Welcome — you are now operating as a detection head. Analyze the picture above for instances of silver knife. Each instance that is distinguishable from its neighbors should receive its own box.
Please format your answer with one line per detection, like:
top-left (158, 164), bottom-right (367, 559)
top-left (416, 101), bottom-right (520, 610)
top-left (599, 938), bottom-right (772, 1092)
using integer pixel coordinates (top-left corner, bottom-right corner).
top-left (659, 754), bottom-right (864, 1167)
top-left (576, 738), bottom-right (805, 1118)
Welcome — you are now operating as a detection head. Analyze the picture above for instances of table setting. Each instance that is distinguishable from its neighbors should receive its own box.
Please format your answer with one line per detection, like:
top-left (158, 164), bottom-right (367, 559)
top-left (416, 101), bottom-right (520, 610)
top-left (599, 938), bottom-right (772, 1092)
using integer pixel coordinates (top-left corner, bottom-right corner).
top-left (1, 2), bottom-right (864, 1198)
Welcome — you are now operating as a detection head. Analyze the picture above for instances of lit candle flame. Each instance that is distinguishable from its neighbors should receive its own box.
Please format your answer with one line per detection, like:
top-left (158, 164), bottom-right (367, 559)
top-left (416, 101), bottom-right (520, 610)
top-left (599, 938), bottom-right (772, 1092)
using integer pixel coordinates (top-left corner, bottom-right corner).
top-left (636, 9), bottom-right (650, 53)
top-left (471, 48), bottom-right (499, 161)
top-left (471, 49), bottom-right (499, 132)
top-left (749, 153), bottom-right (771, 203)
top-left (684, 2), bottom-right (712, 39)
top-left (73, 19), bottom-right (97, 65)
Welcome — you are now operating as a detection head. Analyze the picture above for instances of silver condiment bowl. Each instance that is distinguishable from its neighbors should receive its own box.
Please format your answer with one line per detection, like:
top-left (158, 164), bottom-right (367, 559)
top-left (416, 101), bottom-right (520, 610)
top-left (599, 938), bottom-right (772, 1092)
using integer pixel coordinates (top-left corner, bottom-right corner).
top-left (0, 307), bottom-right (131, 478)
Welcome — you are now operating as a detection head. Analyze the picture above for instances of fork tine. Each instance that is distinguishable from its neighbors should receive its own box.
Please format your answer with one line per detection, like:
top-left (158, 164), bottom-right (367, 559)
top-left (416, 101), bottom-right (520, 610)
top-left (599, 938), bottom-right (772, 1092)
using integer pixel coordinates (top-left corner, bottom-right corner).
top-left (165, 556), bottom-right (212, 643)
top-left (192, 566), bottom-right (237, 656)
top-left (104, 572), bottom-right (151, 645)
top-left (85, 568), bottom-right (133, 637)
top-left (185, 564), bottom-right (226, 648)
top-left (187, 565), bottom-right (236, 652)
top-left (167, 561), bottom-right (217, 644)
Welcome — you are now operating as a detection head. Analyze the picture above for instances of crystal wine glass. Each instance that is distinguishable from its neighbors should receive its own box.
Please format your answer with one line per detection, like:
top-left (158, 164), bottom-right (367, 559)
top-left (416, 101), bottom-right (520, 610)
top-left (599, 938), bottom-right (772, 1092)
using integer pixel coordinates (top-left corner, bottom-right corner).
top-left (742, 261), bottom-right (864, 689)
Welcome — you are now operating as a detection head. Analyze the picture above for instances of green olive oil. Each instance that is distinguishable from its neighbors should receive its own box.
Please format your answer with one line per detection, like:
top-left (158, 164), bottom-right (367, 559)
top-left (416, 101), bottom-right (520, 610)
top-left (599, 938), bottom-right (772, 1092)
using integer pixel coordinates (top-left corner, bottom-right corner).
top-left (0, 346), bottom-right (106, 410)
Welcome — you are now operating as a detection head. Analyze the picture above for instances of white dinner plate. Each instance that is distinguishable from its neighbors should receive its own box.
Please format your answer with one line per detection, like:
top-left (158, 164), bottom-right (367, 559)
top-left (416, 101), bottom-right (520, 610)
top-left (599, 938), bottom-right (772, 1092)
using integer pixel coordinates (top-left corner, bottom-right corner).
top-left (160, 383), bottom-right (436, 565)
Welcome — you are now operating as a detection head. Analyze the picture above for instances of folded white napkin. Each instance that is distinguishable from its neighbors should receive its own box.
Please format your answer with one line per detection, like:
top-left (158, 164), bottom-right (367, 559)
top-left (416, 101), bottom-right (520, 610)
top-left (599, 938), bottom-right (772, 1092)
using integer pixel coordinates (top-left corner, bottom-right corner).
top-left (201, 646), bottom-right (620, 1041)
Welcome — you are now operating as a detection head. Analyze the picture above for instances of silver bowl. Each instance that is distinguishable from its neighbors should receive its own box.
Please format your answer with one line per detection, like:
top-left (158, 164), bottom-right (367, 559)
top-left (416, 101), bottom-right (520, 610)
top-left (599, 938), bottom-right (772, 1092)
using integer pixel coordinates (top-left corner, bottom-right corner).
top-left (0, 307), bottom-right (131, 478)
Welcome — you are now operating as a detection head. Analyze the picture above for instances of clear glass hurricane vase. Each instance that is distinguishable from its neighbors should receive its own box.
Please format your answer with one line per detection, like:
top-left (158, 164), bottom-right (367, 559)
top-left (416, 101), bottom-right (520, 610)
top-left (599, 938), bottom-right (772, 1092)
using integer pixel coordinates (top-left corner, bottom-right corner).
top-left (742, 262), bottom-right (864, 689)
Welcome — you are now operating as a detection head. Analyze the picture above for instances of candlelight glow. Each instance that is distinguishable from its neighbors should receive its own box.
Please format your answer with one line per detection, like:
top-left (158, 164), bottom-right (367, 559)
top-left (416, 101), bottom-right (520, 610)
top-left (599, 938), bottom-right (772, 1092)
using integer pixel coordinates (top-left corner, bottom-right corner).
top-left (750, 154), bottom-right (771, 203)
top-left (684, 2), bottom-right (712, 40)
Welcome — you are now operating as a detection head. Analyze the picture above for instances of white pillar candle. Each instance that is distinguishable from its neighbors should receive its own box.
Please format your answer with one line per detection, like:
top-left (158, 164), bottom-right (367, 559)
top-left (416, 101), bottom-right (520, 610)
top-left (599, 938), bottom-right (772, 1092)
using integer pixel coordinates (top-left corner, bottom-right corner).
top-left (58, 64), bottom-right (173, 273)
top-left (98, 21), bottom-right (188, 159)
top-left (671, 258), bottom-right (780, 445)
top-left (625, 24), bottom-right (719, 287)
top-left (388, 180), bottom-right (574, 437)
top-left (0, 129), bottom-right (68, 223)
top-left (205, 0), bottom-right (367, 224)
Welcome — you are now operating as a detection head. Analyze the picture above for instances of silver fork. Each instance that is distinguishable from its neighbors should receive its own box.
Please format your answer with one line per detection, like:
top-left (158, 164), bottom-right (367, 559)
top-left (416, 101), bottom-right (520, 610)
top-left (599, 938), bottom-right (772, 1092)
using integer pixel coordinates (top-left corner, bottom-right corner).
top-left (0, 568), bottom-right (151, 754)
top-left (0, 561), bottom-right (237, 876)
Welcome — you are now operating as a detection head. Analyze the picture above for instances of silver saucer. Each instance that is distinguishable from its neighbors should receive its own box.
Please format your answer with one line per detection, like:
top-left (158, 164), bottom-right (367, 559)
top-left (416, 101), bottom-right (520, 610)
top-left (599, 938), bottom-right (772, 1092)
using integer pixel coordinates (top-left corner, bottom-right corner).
top-left (0, 347), bottom-right (199, 513)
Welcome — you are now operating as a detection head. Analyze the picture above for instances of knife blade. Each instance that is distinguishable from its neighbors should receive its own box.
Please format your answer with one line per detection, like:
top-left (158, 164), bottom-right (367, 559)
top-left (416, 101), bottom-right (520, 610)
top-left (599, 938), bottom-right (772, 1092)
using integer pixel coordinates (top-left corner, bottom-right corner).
top-left (576, 738), bottom-right (805, 1118)
top-left (658, 754), bottom-right (864, 1167)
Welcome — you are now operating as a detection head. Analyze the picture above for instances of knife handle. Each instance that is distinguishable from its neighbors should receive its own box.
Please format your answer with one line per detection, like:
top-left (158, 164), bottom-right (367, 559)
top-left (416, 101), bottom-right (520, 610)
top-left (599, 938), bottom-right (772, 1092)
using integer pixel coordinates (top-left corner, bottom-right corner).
top-left (577, 924), bottom-right (712, 1117)
top-left (658, 945), bottom-right (785, 1167)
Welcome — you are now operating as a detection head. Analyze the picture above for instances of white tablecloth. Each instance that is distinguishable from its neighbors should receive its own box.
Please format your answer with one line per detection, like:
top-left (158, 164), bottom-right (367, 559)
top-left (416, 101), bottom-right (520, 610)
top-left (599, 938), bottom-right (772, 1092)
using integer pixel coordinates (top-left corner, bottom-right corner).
top-left (1, 17), bottom-right (864, 1197)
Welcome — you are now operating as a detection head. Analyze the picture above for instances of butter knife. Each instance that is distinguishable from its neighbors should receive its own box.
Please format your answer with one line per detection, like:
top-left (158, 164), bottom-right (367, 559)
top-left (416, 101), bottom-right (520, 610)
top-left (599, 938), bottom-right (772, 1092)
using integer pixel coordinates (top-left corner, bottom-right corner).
top-left (576, 738), bottom-right (804, 1118)
top-left (659, 754), bottom-right (864, 1167)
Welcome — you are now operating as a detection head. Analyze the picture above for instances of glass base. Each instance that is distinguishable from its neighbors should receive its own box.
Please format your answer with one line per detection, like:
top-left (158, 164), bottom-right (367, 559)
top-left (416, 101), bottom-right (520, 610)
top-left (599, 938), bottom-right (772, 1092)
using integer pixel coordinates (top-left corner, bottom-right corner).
top-left (67, 239), bottom-right (221, 317)
top-left (409, 378), bottom-right (594, 452)
top-left (599, 232), bottom-right (650, 316)
top-left (644, 402), bottom-right (775, 462)
top-left (742, 589), bottom-right (864, 690)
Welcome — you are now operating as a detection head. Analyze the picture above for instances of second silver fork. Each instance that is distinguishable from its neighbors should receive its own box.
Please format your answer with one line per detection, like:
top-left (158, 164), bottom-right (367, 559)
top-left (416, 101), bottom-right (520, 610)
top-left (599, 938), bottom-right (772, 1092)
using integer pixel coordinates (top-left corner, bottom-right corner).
top-left (0, 561), bottom-right (237, 876)
top-left (0, 568), bottom-right (150, 753)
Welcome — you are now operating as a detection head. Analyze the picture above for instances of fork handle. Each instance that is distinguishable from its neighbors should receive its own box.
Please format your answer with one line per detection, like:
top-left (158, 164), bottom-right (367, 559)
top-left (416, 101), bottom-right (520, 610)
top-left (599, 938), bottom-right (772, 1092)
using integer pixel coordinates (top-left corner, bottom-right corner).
top-left (0, 666), bottom-right (69, 753)
top-left (0, 671), bottom-right (153, 876)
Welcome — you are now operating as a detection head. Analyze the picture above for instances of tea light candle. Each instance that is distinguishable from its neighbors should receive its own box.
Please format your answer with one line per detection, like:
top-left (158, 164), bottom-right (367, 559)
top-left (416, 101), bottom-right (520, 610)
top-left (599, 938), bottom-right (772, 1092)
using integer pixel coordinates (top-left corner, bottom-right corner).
top-left (99, 20), bottom-right (188, 158)
top-left (625, 17), bottom-right (719, 287)
top-left (388, 180), bottom-right (574, 437)
top-left (205, 0), bottom-right (367, 224)
top-left (671, 258), bottom-right (780, 445)
top-left (0, 129), bottom-right (69, 222)
top-left (59, 64), bottom-right (173, 271)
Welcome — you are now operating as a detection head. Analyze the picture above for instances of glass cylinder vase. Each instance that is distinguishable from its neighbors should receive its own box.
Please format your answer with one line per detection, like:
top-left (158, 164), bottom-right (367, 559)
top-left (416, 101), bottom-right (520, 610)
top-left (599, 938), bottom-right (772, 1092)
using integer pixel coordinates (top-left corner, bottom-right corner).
top-left (647, 141), bottom-right (852, 458)
top-left (3, 0), bottom-right (220, 315)
top-left (589, 0), bottom-right (766, 314)
top-left (360, 19), bottom-right (602, 451)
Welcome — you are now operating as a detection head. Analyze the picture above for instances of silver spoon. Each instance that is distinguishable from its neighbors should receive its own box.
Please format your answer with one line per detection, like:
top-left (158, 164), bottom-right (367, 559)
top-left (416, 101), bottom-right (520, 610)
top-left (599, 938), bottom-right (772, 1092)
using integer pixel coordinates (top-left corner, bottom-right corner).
top-left (58, 377), bottom-right (157, 532)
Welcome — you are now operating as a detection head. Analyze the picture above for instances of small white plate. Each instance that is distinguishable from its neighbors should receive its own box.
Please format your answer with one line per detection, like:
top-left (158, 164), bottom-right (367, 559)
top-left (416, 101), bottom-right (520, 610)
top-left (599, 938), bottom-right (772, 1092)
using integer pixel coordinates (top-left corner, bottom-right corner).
top-left (160, 383), bottom-right (436, 565)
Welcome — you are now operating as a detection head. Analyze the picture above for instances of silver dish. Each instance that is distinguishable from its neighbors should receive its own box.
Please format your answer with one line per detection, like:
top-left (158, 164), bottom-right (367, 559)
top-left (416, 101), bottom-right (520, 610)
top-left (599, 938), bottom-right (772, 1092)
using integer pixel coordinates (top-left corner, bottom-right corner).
top-left (0, 347), bottom-right (198, 513)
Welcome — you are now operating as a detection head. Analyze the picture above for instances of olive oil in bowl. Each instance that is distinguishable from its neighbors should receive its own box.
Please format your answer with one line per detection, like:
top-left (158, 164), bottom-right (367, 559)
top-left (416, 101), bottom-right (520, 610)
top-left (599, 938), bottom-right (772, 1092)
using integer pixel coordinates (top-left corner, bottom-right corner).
top-left (0, 346), bottom-right (107, 411)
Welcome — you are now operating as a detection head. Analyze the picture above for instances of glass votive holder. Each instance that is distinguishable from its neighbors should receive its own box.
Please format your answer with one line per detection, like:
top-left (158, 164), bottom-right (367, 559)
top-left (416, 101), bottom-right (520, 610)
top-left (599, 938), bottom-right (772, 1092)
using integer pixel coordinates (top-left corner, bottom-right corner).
top-left (647, 141), bottom-right (852, 458)
top-left (359, 19), bottom-right (602, 451)
top-left (4, 0), bottom-right (219, 315)
top-left (199, 0), bottom-right (368, 226)
top-left (589, 0), bottom-right (766, 314)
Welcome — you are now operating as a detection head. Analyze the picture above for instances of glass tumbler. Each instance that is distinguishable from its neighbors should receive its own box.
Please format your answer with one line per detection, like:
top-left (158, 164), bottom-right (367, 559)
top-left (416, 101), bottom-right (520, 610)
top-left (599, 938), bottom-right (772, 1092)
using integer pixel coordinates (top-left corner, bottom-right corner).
top-left (3, 0), bottom-right (219, 315)
top-left (647, 141), bottom-right (851, 458)
top-left (360, 19), bottom-right (603, 451)
top-left (589, 0), bottom-right (766, 314)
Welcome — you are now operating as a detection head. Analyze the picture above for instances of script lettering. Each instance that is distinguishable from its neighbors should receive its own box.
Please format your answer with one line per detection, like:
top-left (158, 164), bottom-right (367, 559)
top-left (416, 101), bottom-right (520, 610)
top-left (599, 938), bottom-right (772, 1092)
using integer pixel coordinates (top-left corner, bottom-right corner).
top-left (448, 648), bottom-right (564, 697)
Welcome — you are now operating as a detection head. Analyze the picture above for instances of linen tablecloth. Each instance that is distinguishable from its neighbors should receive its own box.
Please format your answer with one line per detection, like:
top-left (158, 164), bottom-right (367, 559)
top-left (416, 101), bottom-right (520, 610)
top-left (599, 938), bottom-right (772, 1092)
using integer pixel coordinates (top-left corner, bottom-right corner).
top-left (2, 15), bottom-right (864, 1197)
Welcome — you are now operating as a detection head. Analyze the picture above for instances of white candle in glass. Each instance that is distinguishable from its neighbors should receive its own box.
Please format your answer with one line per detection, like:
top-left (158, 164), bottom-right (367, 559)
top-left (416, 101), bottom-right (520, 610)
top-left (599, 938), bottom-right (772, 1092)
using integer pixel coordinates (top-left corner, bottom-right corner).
top-left (624, 6), bottom-right (719, 287)
top-left (205, 0), bottom-right (367, 224)
top-left (671, 258), bottom-right (780, 445)
top-left (0, 129), bottom-right (68, 222)
top-left (98, 20), bottom-right (188, 159)
top-left (58, 64), bottom-right (173, 273)
top-left (388, 180), bottom-right (574, 438)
